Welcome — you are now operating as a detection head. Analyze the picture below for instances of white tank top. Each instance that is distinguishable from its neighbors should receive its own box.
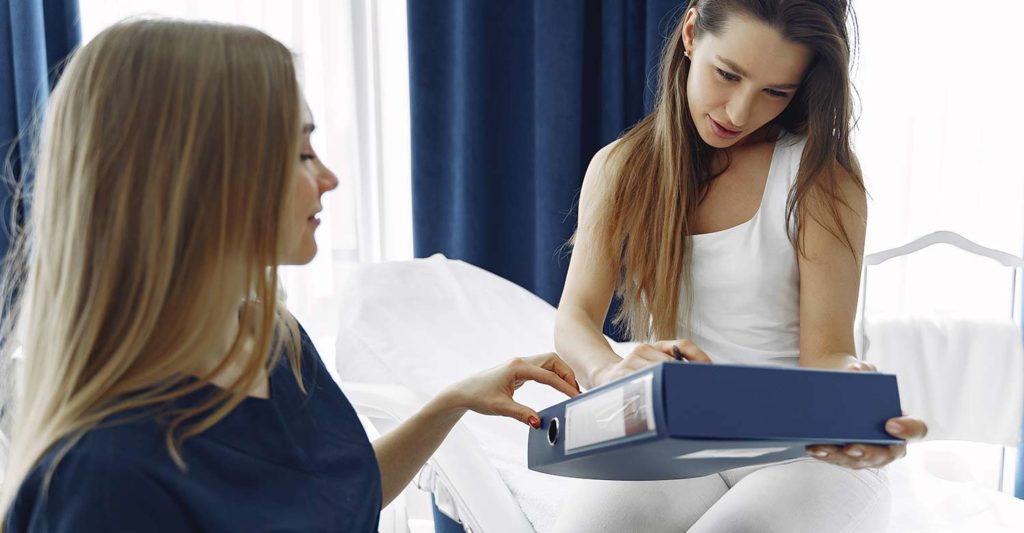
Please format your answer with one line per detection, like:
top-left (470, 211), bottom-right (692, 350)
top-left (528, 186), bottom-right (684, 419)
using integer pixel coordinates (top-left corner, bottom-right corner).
top-left (677, 132), bottom-right (808, 367)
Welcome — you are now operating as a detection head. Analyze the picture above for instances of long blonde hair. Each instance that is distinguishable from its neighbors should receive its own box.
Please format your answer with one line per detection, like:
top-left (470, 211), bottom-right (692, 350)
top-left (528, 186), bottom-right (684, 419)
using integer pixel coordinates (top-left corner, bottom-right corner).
top-left (594, 0), bottom-right (862, 341)
top-left (0, 19), bottom-right (303, 515)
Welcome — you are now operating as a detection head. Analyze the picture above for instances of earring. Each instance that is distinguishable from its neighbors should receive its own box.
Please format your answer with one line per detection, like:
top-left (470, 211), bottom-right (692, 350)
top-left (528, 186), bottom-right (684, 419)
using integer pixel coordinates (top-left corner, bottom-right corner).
top-left (684, 50), bottom-right (692, 60)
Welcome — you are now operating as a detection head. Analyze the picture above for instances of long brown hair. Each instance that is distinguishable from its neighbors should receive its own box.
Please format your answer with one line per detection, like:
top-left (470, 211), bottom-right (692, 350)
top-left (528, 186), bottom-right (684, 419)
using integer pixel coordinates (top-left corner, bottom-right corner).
top-left (0, 19), bottom-right (304, 515)
top-left (595, 0), bottom-right (862, 341)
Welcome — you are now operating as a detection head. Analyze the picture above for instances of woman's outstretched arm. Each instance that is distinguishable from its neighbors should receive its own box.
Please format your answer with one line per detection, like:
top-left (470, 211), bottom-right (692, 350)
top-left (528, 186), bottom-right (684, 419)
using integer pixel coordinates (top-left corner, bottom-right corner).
top-left (371, 353), bottom-right (580, 507)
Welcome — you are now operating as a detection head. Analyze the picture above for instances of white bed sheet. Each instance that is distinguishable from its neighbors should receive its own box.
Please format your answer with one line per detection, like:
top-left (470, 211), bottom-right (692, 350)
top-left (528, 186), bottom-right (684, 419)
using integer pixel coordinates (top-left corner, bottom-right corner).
top-left (334, 256), bottom-right (1024, 532)
top-left (886, 453), bottom-right (1024, 533)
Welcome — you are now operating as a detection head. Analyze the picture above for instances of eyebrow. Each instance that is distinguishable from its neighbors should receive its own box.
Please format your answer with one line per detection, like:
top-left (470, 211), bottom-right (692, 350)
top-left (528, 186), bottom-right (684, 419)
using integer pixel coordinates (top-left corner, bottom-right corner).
top-left (302, 123), bottom-right (316, 134)
top-left (715, 55), bottom-right (801, 90)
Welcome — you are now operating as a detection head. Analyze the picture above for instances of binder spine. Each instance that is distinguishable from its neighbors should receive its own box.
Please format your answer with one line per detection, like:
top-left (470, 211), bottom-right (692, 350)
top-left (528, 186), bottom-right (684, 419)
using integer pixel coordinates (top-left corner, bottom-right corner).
top-left (529, 366), bottom-right (663, 469)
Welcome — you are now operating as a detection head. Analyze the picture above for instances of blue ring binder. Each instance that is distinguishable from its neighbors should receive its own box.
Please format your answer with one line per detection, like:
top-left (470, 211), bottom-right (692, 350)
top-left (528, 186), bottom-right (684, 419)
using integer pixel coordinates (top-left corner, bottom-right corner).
top-left (528, 361), bottom-right (903, 480)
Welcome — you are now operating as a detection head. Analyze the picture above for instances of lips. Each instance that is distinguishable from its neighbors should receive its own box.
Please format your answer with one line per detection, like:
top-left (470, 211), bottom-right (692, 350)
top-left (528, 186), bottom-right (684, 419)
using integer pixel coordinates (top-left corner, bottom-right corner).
top-left (708, 116), bottom-right (741, 139)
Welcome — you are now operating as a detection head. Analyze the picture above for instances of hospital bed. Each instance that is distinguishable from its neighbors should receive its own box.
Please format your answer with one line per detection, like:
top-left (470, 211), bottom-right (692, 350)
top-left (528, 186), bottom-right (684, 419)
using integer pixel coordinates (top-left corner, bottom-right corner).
top-left (336, 252), bottom-right (1024, 532)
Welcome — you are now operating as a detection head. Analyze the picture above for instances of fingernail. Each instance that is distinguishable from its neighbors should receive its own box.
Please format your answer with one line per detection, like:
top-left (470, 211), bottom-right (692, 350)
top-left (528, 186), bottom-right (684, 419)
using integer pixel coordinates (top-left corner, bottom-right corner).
top-left (528, 416), bottom-right (540, 429)
top-left (846, 448), bottom-right (864, 458)
top-left (808, 450), bottom-right (828, 458)
top-left (886, 421), bottom-right (902, 434)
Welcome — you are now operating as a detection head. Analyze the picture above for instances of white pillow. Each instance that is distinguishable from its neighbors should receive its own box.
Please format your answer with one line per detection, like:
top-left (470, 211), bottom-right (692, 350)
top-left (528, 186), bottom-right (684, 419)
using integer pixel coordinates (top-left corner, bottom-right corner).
top-left (334, 254), bottom-right (579, 531)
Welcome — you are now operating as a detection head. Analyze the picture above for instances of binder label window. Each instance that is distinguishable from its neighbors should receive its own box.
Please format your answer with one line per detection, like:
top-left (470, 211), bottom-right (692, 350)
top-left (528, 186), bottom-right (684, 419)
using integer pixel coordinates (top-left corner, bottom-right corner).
top-left (564, 373), bottom-right (656, 454)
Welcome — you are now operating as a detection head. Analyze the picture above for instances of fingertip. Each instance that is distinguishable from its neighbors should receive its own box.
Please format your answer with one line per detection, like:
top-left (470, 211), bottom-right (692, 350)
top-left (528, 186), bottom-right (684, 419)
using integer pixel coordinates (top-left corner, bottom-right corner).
top-left (844, 446), bottom-right (865, 458)
top-left (806, 448), bottom-right (829, 459)
top-left (528, 414), bottom-right (541, 429)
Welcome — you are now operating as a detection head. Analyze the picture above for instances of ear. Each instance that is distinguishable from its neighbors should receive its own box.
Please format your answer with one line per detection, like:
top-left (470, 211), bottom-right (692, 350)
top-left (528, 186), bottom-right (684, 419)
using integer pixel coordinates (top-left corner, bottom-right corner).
top-left (682, 7), bottom-right (699, 57)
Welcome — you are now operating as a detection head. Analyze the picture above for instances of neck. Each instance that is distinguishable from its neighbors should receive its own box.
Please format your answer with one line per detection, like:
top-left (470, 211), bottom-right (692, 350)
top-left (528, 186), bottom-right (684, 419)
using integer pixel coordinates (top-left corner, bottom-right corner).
top-left (196, 304), bottom-right (270, 399)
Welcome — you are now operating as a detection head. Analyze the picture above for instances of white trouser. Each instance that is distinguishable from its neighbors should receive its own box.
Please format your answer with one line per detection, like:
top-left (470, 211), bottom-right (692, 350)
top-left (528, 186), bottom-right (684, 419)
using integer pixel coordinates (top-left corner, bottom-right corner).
top-left (552, 458), bottom-right (891, 533)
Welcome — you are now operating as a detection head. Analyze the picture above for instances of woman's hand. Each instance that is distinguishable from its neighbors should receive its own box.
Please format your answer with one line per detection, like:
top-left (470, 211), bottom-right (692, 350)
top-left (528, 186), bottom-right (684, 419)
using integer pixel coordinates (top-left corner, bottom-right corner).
top-left (806, 361), bottom-right (929, 469)
top-left (375, 352), bottom-right (580, 507)
top-left (440, 353), bottom-right (582, 428)
top-left (592, 339), bottom-right (711, 388)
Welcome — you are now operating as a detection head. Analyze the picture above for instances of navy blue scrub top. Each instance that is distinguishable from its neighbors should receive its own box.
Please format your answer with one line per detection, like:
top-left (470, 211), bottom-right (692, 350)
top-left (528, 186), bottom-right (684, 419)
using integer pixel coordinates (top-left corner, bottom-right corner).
top-left (5, 326), bottom-right (382, 532)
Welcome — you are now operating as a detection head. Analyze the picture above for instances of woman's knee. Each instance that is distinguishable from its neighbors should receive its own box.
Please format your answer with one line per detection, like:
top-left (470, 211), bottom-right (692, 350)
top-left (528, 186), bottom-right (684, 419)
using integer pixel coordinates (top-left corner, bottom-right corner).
top-left (553, 477), bottom-right (727, 533)
top-left (690, 461), bottom-right (891, 533)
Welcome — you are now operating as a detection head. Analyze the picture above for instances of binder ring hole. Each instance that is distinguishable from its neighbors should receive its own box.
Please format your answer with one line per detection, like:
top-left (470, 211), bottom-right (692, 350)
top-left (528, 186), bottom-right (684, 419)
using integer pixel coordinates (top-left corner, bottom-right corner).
top-left (547, 417), bottom-right (559, 446)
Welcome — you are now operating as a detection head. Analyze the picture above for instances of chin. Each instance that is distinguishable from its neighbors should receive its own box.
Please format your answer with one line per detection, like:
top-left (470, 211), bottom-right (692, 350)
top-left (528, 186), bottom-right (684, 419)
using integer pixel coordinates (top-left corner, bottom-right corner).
top-left (281, 244), bottom-right (318, 266)
top-left (296, 247), bottom-right (317, 265)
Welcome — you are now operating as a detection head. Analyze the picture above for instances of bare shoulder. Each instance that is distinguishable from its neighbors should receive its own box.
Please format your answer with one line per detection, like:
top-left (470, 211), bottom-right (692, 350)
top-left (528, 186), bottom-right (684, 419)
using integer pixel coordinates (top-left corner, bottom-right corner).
top-left (830, 161), bottom-right (867, 215)
top-left (801, 159), bottom-right (867, 232)
top-left (578, 140), bottom-right (622, 218)
top-left (796, 158), bottom-right (867, 265)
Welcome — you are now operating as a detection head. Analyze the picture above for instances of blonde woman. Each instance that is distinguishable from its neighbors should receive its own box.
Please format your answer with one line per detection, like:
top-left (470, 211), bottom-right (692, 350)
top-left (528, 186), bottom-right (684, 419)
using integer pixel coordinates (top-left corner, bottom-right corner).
top-left (0, 20), bottom-right (579, 532)
top-left (554, 0), bottom-right (927, 531)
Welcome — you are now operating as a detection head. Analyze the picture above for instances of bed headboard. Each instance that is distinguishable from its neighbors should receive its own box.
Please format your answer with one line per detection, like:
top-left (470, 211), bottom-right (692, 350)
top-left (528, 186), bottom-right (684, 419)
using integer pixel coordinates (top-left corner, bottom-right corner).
top-left (860, 230), bottom-right (1024, 500)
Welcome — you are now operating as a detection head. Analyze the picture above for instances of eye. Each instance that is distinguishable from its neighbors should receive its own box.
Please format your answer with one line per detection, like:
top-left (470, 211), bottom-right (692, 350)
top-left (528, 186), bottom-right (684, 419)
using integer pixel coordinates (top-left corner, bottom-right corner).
top-left (300, 154), bottom-right (316, 162)
top-left (765, 89), bottom-right (790, 99)
top-left (715, 68), bottom-right (740, 82)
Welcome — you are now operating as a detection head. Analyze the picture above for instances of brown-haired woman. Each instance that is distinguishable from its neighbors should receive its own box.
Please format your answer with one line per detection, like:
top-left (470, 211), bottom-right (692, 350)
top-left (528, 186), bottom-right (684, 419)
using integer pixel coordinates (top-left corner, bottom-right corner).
top-left (554, 1), bottom-right (927, 531)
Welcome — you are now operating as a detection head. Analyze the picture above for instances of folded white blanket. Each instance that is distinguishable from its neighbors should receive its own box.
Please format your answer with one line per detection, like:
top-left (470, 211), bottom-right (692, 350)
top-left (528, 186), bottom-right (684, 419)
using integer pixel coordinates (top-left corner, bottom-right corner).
top-left (862, 316), bottom-right (1024, 446)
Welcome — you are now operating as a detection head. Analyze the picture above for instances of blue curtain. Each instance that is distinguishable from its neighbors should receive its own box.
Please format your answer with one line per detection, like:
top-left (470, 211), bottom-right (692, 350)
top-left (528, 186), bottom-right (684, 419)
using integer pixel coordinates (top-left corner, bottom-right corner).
top-left (408, 1), bottom-right (683, 327)
top-left (0, 0), bottom-right (81, 259)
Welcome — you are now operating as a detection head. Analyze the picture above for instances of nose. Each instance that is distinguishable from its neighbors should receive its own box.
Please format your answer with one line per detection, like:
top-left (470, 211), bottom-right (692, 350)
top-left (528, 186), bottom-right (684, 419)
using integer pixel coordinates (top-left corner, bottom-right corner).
top-left (316, 160), bottom-right (339, 193)
top-left (725, 89), bottom-right (755, 129)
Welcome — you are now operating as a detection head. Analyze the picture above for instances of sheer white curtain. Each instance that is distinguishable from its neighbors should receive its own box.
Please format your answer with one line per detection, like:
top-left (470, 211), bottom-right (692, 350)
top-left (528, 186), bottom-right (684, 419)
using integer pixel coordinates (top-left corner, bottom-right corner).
top-left (79, 0), bottom-right (414, 370)
top-left (854, 0), bottom-right (1024, 320)
top-left (853, 0), bottom-right (1023, 492)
